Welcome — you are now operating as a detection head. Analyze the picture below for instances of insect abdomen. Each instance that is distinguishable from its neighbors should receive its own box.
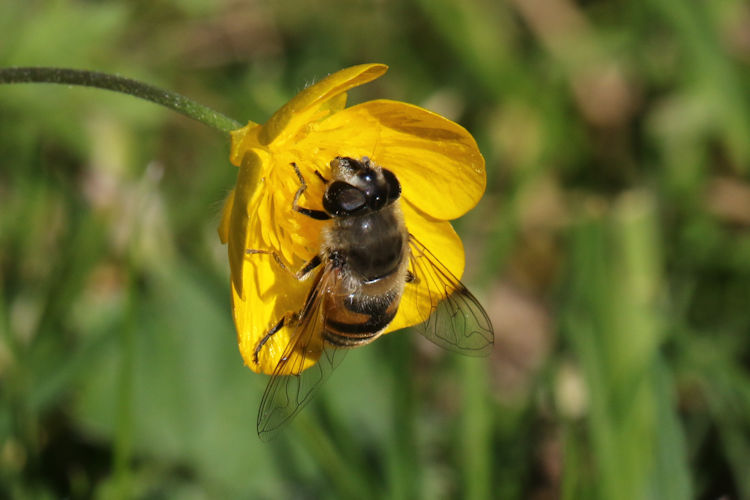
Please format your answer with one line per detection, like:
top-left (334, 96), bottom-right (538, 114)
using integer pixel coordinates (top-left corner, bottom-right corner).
top-left (323, 291), bottom-right (401, 347)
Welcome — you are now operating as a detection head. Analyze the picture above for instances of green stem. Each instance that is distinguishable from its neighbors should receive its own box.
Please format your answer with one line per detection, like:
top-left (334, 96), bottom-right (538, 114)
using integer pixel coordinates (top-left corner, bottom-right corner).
top-left (0, 67), bottom-right (242, 133)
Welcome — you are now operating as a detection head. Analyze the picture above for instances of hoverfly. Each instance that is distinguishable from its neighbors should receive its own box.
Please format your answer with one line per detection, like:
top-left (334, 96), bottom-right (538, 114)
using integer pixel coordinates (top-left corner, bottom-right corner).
top-left (247, 156), bottom-right (493, 440)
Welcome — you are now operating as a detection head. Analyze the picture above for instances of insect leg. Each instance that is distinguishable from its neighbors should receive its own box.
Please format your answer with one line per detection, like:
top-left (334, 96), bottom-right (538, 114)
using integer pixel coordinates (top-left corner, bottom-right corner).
top-left (314, 170), bottom-right (329, 184)
top-left (291, 162), bottom-right (330, 220)
top-left (246, 249), bottom-right (322, 281)
top-left (253, 314), bottom-right (299, 365)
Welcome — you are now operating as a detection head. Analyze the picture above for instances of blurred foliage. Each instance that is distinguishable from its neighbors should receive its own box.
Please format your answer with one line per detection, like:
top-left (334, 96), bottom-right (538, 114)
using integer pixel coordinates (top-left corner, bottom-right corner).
top-left (2, 0), bottom-right (750, 498)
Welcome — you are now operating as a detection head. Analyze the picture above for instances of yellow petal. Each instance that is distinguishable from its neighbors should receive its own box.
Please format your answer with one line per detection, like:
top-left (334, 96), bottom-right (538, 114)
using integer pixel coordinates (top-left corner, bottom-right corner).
top-left (218, 188), bottom-right (234, 244)
top-left (227, 149), bottom-right (265, 297)
top-left (259, 64), bottom-right (388, 146)
top-left (232, 245), bottom-right (316, 375)
top-left (301, 99), bottom-right (486, 220)
top-left (229, 122), bottom-right (262, 167)
top-left (384, 199), bottom-right (466, 334)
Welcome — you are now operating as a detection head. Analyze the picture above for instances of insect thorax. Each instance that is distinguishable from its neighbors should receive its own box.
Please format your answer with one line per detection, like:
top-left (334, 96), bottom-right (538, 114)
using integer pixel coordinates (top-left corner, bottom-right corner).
top-left (325, 203), bottom-right (408, 284)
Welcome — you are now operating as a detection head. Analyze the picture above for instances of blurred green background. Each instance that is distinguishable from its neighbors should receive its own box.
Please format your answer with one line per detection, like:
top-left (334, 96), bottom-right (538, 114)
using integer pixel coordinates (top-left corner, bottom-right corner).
top-left (2, 0), bottom-right (750, 498)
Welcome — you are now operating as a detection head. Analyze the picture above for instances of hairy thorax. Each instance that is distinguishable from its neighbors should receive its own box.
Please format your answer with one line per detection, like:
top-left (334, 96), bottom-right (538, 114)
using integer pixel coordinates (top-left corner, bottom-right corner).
top-left (322, 201), bottom-right (409, 288)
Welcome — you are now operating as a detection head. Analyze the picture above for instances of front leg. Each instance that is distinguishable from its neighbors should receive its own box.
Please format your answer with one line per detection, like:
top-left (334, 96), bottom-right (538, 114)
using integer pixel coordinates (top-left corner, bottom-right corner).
top-left (291, 162), bottom-right (331, 221)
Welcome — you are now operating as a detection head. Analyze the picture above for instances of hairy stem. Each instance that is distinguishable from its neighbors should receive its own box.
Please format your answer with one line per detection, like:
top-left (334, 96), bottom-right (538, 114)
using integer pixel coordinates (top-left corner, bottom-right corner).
top-left (0, 67), bottom-right (242, 133)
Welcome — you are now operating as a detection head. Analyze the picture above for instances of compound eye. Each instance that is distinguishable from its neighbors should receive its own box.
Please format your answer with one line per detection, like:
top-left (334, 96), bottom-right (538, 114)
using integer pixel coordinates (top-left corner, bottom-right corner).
top-left (382, 168), bottom-right (401, 202)
top-left (324, 181), bottom-right (366, 215)
top-left (368, 188), bottom-right (386, 210)
top-left (338, 187), bottom-right (366, 211)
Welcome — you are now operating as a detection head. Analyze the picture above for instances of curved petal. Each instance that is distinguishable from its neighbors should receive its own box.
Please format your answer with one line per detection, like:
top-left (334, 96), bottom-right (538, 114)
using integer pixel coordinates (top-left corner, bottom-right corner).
top-left (227, 149), bottom-right (264, 297)
top-left (229, 123), bottom-right (260, 166)
top-left (259, 64), bottom-right (388, 146)
top-left (304, 99), bottom-right (486, 220)
top-left (218, 188), bottom-right (234, 244)
top-left (232, 247), bottom-right (316, 375)
top-left (384, 200), bottom-right (466, 334)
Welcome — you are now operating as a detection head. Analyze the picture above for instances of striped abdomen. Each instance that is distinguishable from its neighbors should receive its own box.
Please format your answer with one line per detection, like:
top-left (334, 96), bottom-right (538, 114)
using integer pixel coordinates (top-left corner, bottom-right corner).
top-left (323, 287), bottom-right (402, 347)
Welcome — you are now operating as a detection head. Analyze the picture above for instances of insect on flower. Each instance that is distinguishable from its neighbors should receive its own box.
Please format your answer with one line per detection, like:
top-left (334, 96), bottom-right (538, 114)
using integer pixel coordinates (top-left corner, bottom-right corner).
top-left (218, 64), bottom-right (494, 440)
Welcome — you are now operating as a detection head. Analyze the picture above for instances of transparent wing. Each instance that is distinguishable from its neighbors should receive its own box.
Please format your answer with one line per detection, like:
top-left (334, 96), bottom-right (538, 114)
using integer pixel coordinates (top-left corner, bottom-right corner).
top-left (406, 234), bottom-right (494, 356)
top-left (256, 266), bottom-right (346, 441)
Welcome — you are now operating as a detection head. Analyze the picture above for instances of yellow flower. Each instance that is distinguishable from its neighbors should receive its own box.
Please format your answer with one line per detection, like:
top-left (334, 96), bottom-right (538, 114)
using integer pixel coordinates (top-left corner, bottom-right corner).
top-left (218, 63), bottom-right (486, 374)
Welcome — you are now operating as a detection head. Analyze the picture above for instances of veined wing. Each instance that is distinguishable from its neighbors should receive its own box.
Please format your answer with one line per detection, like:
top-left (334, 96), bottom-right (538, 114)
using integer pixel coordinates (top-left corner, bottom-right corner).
top-left (405, 234), bottom-right (494, 356)
top-left (256, 265), bottom-right (346, 441)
